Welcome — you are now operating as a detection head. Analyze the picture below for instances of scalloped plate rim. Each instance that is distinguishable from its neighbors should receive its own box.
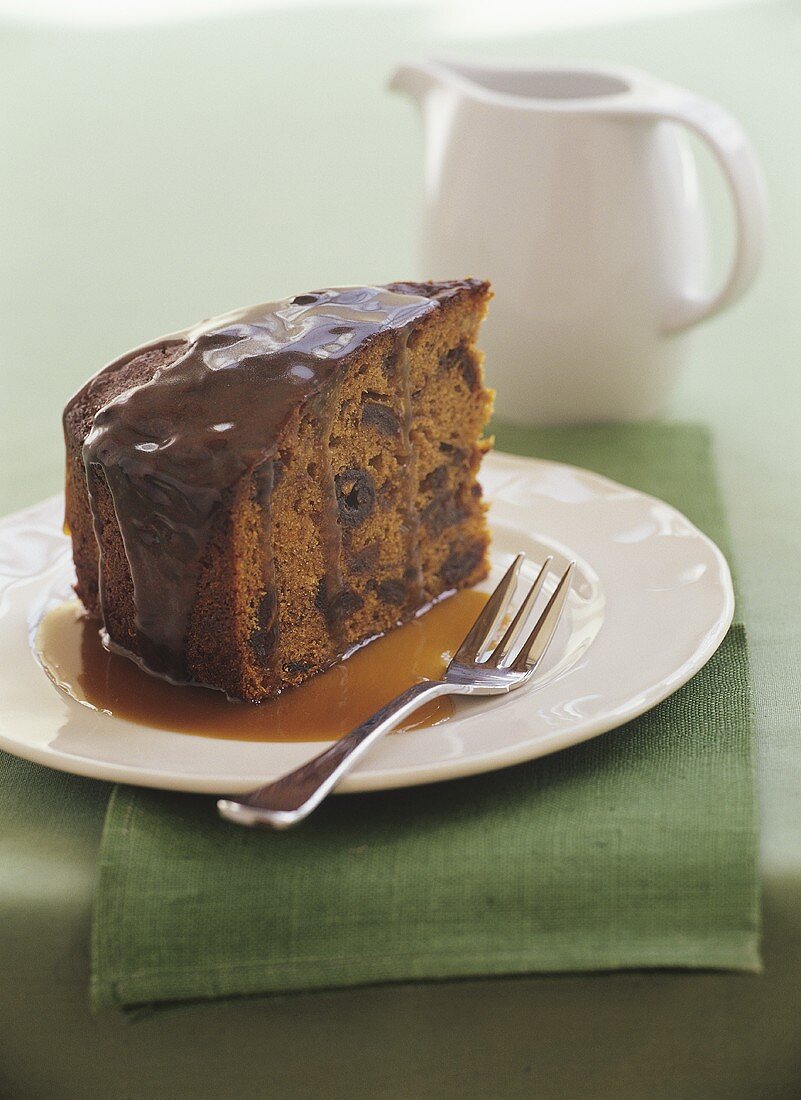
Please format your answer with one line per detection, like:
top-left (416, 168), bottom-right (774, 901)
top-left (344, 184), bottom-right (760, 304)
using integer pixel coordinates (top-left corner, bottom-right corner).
top-left (0, 451), bottom-right (734, 794)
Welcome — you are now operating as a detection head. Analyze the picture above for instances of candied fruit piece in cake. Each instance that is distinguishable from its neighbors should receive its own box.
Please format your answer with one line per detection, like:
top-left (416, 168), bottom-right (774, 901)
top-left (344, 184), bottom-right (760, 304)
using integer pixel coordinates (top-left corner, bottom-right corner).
top-left (63, 280), bottom-right (493, 701)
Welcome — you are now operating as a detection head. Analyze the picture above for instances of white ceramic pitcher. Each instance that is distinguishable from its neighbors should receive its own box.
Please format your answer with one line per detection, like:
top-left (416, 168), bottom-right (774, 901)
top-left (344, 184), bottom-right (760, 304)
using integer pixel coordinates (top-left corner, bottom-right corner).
top-left (390, 60), bottom-right (767, 425)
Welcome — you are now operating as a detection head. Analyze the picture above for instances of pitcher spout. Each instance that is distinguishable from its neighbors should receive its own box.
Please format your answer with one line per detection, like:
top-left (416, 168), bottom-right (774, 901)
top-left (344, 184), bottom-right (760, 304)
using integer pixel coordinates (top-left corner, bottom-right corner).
top-left (389, 60), bottom-right (449, 104)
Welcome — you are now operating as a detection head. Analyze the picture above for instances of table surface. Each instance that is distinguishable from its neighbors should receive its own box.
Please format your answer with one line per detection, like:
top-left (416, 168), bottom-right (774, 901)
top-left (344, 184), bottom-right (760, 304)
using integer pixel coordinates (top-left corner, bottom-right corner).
top-left (1, 2), bottom-right (800, 1097)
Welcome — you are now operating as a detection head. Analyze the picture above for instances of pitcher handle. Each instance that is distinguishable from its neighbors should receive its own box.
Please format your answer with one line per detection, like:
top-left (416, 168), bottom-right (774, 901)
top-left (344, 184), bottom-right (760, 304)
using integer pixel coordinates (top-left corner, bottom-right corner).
top-left (615, 90), bottom-right (768, 333)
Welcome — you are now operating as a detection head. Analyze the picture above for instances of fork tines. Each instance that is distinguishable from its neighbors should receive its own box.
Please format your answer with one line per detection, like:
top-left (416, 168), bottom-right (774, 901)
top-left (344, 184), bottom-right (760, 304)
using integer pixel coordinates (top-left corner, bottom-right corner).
top-left (454, 553), bottom-right (575, 673)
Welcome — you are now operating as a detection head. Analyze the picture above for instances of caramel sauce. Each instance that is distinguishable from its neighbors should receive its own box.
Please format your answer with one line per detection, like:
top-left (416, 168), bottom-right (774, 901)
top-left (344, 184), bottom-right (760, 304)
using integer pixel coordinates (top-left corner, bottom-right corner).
top-left (37, 588), bottom-right (487, 742)
top-left (72, 283), bottom-right (473, 684)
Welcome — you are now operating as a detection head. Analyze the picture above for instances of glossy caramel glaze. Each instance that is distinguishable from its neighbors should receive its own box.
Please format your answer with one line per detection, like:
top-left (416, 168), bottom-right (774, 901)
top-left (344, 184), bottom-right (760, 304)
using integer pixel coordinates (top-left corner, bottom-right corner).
top-left (37, 588), bottom-right (488, 742)
top-left (77, 286), bottom-right (445, 682)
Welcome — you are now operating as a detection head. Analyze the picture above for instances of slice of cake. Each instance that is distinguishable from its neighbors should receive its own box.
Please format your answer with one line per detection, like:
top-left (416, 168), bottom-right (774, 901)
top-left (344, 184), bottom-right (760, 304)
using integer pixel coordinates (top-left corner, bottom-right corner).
top-left (63, 280), bottom-right (493, 702)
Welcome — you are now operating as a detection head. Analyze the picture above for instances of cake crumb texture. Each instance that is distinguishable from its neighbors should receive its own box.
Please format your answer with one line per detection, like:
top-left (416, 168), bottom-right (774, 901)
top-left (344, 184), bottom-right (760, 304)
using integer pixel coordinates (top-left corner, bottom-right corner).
top-left (63, 280), bottom-right (493, 701)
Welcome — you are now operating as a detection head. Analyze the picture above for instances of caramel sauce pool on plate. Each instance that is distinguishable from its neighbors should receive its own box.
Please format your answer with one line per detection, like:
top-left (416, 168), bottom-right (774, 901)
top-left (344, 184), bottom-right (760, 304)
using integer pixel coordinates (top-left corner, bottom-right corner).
top-left (37, 589), bottom-right (488, 742)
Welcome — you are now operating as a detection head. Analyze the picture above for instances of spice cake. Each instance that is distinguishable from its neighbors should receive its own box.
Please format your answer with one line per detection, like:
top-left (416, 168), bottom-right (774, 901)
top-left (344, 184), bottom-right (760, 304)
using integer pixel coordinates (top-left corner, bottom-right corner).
top-left (63, 279), bottom-right (493, 702)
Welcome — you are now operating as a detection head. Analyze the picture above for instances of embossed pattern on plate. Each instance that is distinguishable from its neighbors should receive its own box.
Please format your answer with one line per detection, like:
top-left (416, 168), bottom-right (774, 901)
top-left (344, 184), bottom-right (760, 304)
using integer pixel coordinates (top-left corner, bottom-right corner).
top-left (0, 452), bottom-right (733, 794)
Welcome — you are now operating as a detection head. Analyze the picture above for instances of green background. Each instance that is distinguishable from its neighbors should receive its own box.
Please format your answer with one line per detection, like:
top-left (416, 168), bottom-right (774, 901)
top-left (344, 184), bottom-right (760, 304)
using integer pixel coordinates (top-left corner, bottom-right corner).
top-left (1, 1), bottom-right (800, 1096)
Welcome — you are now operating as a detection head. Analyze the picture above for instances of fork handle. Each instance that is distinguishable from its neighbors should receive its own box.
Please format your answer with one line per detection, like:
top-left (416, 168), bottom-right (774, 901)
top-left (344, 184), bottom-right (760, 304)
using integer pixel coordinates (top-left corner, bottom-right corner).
top-left (217, 680), bottom-right (451, 829)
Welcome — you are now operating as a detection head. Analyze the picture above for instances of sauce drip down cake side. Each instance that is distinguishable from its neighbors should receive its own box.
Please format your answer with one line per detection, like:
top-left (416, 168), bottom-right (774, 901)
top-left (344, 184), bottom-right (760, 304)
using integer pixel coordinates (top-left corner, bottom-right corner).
top-left (63, 279), bottom-right (494, 701)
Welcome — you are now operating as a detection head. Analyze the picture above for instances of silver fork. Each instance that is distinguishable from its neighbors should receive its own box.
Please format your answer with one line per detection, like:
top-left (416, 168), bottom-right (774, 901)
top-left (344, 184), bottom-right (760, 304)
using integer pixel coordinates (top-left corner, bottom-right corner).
top-left (218, 553), bottom-right (574, 830)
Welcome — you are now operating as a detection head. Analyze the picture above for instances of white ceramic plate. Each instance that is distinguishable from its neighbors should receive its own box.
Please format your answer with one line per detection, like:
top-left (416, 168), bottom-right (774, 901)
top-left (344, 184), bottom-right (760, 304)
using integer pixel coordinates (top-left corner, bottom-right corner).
top-left (0, 452), bottom-right (733, 794)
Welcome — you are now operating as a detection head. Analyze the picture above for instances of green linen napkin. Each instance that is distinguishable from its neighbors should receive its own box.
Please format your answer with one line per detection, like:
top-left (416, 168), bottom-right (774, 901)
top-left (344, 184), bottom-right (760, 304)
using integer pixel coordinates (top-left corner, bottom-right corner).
top-left (92, 423), bottom-right (759, 1015)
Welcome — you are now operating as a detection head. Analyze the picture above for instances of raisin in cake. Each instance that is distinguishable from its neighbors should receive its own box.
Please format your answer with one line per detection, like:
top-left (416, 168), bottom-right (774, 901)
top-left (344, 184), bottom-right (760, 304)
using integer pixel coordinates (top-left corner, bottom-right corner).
top-left (63, 279), bottom-right (493, 701)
